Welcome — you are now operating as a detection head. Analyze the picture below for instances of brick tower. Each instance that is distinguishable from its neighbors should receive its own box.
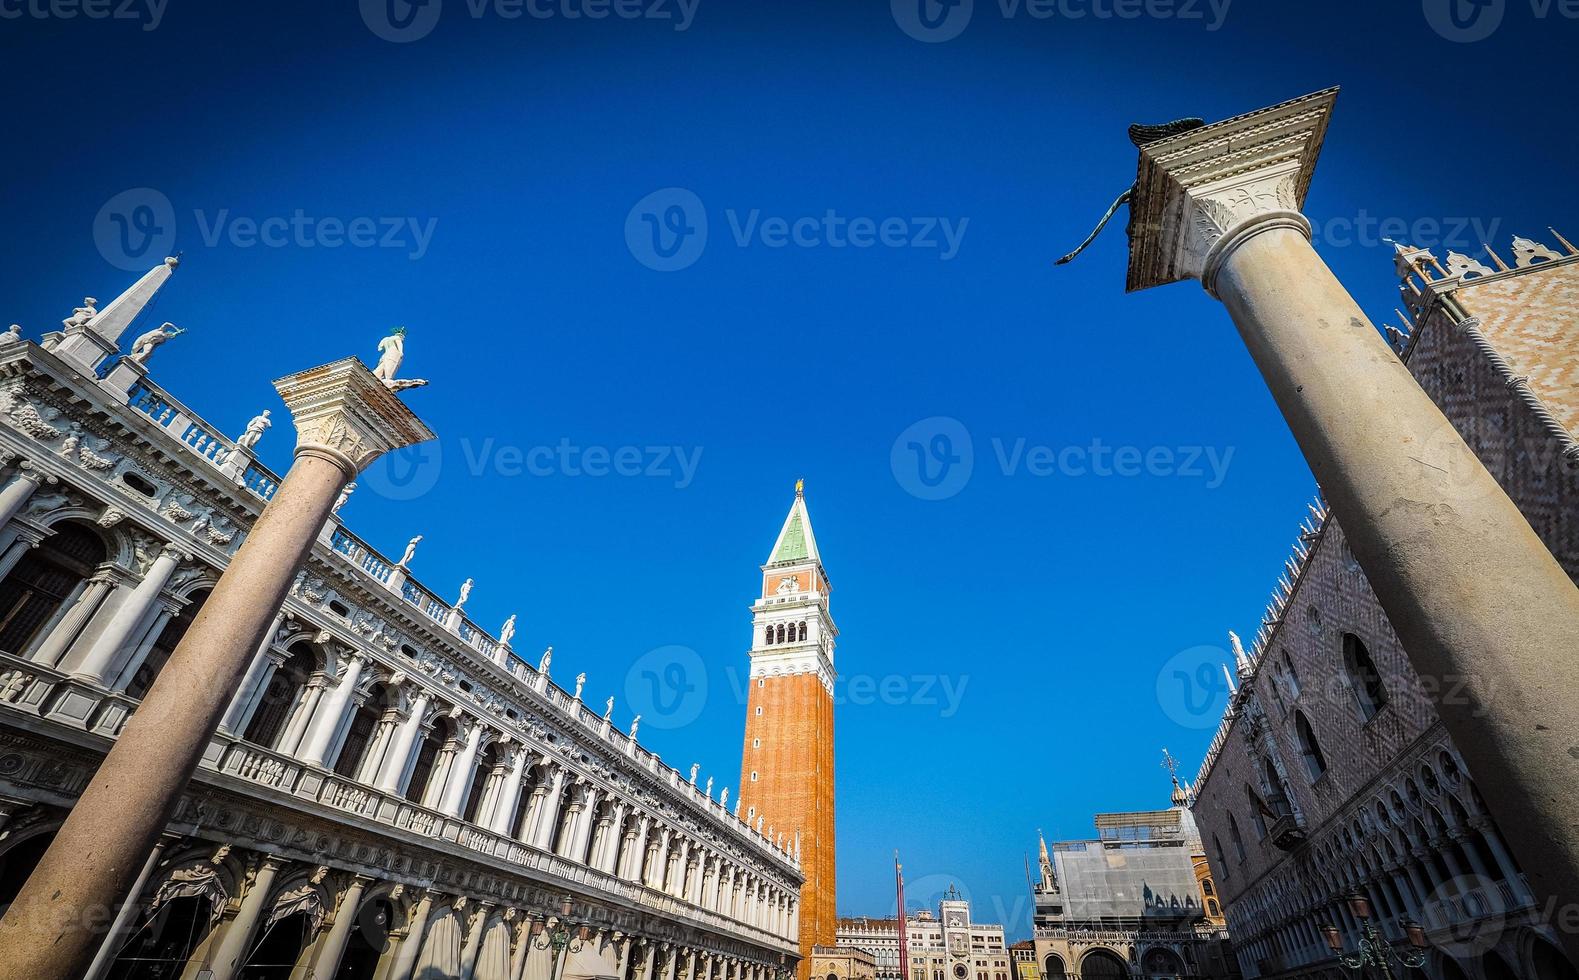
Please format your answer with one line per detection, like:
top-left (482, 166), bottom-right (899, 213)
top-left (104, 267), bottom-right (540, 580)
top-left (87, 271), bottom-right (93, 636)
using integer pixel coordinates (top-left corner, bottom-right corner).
top-left (740, 481), bottom-right (837, 979)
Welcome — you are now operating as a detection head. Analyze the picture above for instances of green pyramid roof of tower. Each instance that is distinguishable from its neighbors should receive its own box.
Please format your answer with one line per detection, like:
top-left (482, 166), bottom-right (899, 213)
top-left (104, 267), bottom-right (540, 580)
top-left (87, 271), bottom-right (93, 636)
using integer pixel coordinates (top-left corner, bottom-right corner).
top-left (773, 511), bottom-right (809, 563)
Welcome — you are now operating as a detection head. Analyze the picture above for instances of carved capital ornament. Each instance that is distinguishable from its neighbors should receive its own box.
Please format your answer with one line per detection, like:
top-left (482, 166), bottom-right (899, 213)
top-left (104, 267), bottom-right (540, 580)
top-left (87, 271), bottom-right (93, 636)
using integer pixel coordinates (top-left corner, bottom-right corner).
top-left (273, 358), bottom-right (435, 479)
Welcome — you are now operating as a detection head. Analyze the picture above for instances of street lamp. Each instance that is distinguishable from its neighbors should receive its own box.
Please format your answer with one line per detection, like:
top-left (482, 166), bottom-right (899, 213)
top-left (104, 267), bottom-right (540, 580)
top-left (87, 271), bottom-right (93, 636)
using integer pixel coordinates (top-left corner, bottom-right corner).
top-left (776, 951), bottom-right (795, 980)
top-left (1321, 893), bottom-right (1428, 979)
top-left (535, 895), bottom-right (589, 980)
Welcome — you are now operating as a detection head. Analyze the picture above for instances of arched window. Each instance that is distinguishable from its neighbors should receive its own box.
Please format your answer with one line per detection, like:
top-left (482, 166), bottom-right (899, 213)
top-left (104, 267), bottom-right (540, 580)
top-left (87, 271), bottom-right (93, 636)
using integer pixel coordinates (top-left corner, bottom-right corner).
top-left (1228, 813), bottom-right (1247, 862)
top-left (1212, 835), bottom-right (1229, 879)
top-left (405, 716), bottom-right (452, 805)
top-left (1342, 633), bottom-right (1388, 721)
top-left (125, 589), bottom-right (210, 700)
top-left (1207, 899), bottom-right (1220, 917)
top-left (462, 741), bottom-right (500, 823)
top-left (333, 682), bottom-right (388, 779)
top-left (0, 522), bottom-right (106, 655)
top-left (1280, 650), bottom-right (1301, 698)
top-left (243, 644), bottom-right (315, 749)
top-left (1295, 711), bottom-right (1327, 780)
top-left (765, 625), bottom-right (774, 645)
top-left (798, 621), bottom-right (808, 641)
top-left (776, 624), bottom-right (785, 644)
top-left (1245, 785), bottom-right (1269, 839)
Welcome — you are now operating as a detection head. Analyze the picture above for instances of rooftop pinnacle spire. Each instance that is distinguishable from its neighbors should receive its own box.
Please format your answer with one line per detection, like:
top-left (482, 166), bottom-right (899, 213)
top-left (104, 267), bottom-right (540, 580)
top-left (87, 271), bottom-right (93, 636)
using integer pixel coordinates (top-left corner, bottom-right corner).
top-left (767, 483), bottom-right (820, 565)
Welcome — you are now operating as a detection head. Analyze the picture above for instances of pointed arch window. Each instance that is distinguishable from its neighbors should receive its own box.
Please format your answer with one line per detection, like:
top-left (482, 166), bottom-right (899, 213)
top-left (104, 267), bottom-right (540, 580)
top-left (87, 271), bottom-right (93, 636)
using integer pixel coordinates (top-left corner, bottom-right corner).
top-left (1212, 835), bottom-right (1230, 879)
top-left (1295, 710), bottom-right (1327, 781)
top-left (1280, 650), bottom-right (1301, 699)
top-left (1227, 813), bottom-right (1247, 862)
top-left (1245, 784), bottom-right (1269, 839)
top-left (1342, 632), bottom-right (1388, 721)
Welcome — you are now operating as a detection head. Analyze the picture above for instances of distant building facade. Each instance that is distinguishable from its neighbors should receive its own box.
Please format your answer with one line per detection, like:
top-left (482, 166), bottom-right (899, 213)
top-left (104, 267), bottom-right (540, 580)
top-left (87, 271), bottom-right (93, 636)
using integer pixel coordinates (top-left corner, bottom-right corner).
top-left (1188, 235), bottom-right (1579, 980)
top-left (1031, 786), bottom-right (1238, 980)
top-left (812, 945), bottom-right (877, 980)
top-left (1010, 940), bottom-right (1039, 980)
top-left (839, 887), bottom-right (1010, 980)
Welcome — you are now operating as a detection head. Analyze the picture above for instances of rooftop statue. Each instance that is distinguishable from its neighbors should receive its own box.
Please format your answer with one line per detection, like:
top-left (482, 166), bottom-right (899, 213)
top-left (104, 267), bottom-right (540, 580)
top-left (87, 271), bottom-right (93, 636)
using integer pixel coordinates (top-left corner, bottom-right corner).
top-left (235, 410), bottom-right (271, 451)
top-left (373, 326), bottom-right (429, 392)
top-left (62, 297), bottom-right (98, 332)
top-left (129, 322), bottom-right (185, 364)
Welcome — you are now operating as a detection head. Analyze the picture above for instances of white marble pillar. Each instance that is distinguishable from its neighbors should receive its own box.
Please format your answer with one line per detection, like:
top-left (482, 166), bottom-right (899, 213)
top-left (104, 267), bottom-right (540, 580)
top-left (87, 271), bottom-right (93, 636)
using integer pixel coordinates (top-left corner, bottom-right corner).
top-left (388, 889), bottom-right (440, 980)
top-left (490, 745), bottom-right (531, 836)
top-left (69, 545), bottom-right (184, 684)
top-left (275, 679), bottom-right (326, 756)
top-left (440, 721), bottom-right (486, 817)
top-left (530, 768), bottom-right (567, 849)
top-left (208, 856), bottom-right (283, 980)
top-left (0, 463), bottom-right (50, 528)
top-left (29, 574), bottom-right (116, 667)
top-left (299, 653), bottom-right (367, 767)
top-left (312, 875), bottom-right (372, 978)
top-left (377, 691), bottom-right (433, 793)
top-left (219, 614), bottom-right (288, 734)
top-left (82, 837), bottom-right (172, 980)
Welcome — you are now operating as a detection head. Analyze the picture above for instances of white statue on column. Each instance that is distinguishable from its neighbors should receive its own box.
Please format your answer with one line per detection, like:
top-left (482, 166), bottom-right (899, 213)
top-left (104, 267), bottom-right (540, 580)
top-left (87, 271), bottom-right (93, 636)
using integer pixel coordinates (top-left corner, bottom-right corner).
top-left (629, 714), bottom-right (640, 739)
top-left (0, 324), bottom-right (21, 346)
top-left (705, 776), bottom-right (713, 798)
top-left (456, 578), bottom-right (473, 609)
top-left (373, 327), bottom-right (429, 392)
top-left (719, 787), bottom-right (729, 809)
top-left (689, 763), bottom-right (699, 785)
top-left (573, 672), bottom-right (585, 700)
top-left (399, 534), bottom-right (422, 567)
top-left (236, 410), bottom-right (271, 450)
top-left (538, 646), bottom-right (552, 675)
top-left (500, 614), bottom-right (516, 647)
top-left (332, 482), bottom-right (356, 514)
top-left (62, 298), bottom-right (97, 332)
top-left (129, 322), bottom-right (186, 364)
top-left (603, 696), bottom-right (614, 720)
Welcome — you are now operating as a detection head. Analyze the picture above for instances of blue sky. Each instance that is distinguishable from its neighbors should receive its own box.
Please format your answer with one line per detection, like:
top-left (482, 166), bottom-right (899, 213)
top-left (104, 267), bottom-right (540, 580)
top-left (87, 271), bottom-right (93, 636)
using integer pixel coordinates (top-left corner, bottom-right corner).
top-left (2, 0), bottom-right (1574, 939)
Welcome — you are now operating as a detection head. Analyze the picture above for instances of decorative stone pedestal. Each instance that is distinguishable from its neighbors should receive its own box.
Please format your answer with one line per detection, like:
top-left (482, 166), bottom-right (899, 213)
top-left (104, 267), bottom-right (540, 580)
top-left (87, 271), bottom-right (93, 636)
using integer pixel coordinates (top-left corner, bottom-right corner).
top-left (1121, 88), bottom-right (1579, 964)
top-left (0, 358), bottom-right (433, 980)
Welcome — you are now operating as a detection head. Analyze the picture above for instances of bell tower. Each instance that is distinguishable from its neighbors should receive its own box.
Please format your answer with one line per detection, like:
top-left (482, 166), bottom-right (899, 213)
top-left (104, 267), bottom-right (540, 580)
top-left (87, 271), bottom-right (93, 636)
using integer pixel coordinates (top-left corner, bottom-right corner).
top-left (740, 480), bottom-right (837, 978)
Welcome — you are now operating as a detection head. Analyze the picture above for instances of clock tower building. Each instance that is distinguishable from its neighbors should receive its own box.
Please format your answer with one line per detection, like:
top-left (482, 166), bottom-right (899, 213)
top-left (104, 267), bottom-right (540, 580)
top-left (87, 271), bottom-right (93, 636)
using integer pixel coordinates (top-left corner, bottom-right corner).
top-left (740, 482), bottom-right (837, 980)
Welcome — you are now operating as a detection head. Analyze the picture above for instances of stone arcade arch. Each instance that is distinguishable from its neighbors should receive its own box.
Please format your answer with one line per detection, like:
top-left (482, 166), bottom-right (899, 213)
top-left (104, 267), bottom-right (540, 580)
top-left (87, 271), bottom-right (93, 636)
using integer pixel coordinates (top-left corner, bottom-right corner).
top-left (1043, 954), bottom-right (1067, 980)
top-left (1078, 948), bottom-right (1128, 979)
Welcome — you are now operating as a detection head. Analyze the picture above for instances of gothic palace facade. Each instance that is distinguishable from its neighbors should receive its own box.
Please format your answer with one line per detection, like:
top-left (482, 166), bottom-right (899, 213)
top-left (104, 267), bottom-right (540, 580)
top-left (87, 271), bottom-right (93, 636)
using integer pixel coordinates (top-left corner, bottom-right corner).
top-left (1189, 233), bottom-right (1579, 980)
top-left (0, 258), bottom-right (804, 978)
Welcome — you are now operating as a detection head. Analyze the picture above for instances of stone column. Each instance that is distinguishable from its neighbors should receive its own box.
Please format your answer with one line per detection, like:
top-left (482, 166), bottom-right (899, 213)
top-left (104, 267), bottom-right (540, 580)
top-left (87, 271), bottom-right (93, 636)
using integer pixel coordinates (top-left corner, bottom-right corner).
top-left (459, 900), bottom-right (494, 980)
top-left (531, 767), bottom-right (568, 849)
top-left (490, 743), bottom-right (531, 836)
top-left (208, 856), bottom-right (284, 980)
top-left (440, 720), bottom-right (486, 817)
top-left (377, 690), bottom-right (433, 793)
top-left (82, 836), bottom-right (173, 980)
top-left (29, 574), bottom-right (116, 667)
top-left (299, 652), bottom-right (367, 767)
top-left (312, 875), bottom-right (372, 977)
top-left (1115, 88), bottom-right (1579, 963)
top-left (0, 358), bottom-right (432, 980)
top-left (276, 678), bottom-right (326, 756)
top-left (69, 544), bottom-right (185, 684)
top-left (0, 463), bottom-right (52, 528)
top-left (388, 889), bottom-right (440, 980)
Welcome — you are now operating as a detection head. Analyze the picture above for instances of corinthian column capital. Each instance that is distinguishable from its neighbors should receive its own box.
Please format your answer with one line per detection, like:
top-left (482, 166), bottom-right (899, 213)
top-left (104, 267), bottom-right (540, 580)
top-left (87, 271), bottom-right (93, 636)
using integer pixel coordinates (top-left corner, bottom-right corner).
top-left (1126, 87), bottom-right (1337, 295)
top-left (273, 358), bottom-right (435, 478)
